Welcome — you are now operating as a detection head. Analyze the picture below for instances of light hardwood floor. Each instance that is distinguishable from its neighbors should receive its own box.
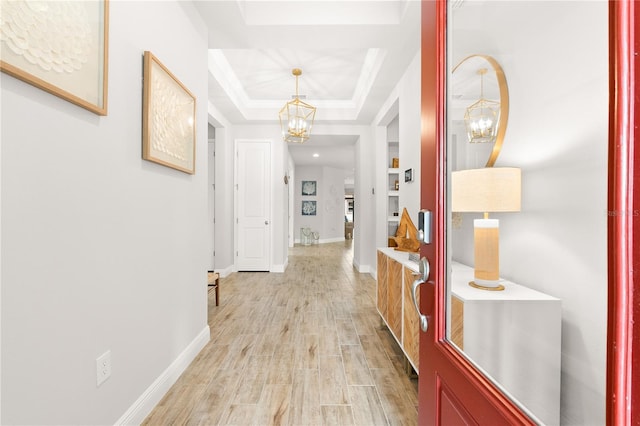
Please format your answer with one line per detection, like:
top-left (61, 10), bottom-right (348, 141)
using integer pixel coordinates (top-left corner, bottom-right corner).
top-left (143, 241), bottom-right (418, 425)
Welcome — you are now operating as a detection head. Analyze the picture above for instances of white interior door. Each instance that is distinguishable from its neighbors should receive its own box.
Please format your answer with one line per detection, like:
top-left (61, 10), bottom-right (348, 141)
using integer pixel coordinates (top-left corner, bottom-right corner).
top-left (236, 140), bottom-right (271, 271)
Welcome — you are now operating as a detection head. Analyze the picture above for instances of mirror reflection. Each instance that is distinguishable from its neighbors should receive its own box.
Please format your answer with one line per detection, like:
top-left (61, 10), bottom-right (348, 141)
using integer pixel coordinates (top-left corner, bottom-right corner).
top-left (450, 54), bottom-right (509, 170)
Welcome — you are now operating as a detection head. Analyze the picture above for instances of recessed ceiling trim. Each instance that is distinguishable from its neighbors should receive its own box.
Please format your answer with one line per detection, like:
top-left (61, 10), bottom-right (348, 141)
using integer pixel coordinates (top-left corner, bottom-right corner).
top-left (208, 50), bottom-right (252, 114)
top-left (209, 48), bottom-right (386, 122)
top-left (236, 1), bottom-right (403, 26)
top-left (352, 48), bottom-right (387, 115)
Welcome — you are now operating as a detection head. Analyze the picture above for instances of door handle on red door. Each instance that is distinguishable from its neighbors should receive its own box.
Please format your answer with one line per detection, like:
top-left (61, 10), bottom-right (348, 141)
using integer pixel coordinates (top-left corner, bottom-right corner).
top-left (411, 257), bottom-right (430, 332)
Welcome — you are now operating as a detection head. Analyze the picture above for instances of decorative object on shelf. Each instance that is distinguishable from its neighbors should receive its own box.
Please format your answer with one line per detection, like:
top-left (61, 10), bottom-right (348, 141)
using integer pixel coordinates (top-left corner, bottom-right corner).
top-left (312, 231), bottom-right (320, 244)
top-left (279, 68), bottom-right (316, 143)
top-left (0, 0), bottom-right (109, 115)
top-left (452, 55), bottom-right (509, 167)
top-left (142, 51), bottom-right (196, 174)
top-left (301, 180), bottom-right (317, 196)
top-left (451, 167), bottom-right (521, 290)
top-left (392, 157), bottom-right (399, 168)
top-left (404, 168), bottom-right (413, 182)
top-left (301, 200), bottom-right (317, 216)
top-left (394, 180), bottom-right (400, 190)
top-left (392, 208), bottom-right (420, 252)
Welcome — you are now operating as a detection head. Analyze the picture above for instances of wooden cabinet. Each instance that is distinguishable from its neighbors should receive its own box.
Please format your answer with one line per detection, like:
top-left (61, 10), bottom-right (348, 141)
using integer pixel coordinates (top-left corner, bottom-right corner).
top-left (402, 266), bottom-right (420, 371)
top-left (376, 248), bottom-right (421, 373)
top-left (387, 257), bottom-right (403, 340)
top-left (376, 250), bottom-right (388, 318)
top-left (377, 250), bottom-right (404, 341)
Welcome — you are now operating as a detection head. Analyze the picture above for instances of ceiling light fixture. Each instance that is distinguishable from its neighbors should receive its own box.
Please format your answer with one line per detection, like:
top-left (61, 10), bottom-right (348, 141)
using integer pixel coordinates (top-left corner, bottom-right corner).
top-left (279, 68), bottom-right (316, 144)
top-left (464, 68), bottom-right (500, 144)
top-left (313, 153), bottom-right (319, 158)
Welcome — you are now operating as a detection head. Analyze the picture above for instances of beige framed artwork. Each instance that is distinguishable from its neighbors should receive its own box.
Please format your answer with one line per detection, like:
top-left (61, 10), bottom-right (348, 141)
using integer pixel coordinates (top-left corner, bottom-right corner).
top-left (142, 51), bottom-right (196, 174)
top-left (0, 0), bottom-right (109, 115)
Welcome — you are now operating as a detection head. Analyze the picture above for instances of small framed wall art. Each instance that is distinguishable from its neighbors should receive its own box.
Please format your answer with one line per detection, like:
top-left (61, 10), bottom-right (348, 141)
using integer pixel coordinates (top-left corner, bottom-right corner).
top-left (301, 180), bottom-right (317, 196)
top-left (0, 0), bottom-right (110, 115)
top-left (302, 200), bottom-right (317, 216)
top-left (405, 168), bottom-right (413, 182)
top-left (143, 51), bottom-right (196, 174)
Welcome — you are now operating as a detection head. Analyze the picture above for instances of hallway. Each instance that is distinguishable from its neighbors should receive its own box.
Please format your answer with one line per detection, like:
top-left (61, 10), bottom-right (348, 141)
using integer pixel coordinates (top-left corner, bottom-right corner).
top-left (143, 241), bottom-right (418, 425)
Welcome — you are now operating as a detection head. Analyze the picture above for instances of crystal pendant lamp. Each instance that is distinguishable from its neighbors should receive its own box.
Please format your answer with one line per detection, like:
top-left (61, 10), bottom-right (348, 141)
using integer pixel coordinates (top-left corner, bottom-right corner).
top-left (279, 68), bottom-right (316, 143)
top-left (464, 68), bottom-right (500, 144)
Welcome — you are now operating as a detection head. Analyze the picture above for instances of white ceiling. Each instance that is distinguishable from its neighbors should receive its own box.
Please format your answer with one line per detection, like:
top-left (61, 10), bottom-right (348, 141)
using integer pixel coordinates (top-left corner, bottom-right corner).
top-left (193, 0), bottom-right (422, 174)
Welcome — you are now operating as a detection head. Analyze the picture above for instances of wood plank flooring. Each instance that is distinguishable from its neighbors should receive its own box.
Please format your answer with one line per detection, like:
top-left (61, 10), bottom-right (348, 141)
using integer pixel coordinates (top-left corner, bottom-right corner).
top-left (143, 241), bottom-right (418, 425)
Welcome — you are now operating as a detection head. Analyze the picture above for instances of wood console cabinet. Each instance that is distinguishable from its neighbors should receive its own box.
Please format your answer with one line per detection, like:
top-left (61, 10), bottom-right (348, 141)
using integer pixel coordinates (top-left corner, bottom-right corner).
top-left (376, 248), bottom-right (421, 373)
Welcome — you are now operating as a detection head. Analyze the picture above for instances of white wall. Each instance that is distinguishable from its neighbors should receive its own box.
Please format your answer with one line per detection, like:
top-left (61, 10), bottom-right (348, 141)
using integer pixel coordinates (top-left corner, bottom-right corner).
top-left (449, 2), bottom-right (607, 424)
top-left (353, 128), bottom-right (376, 274)
top-left (398, 52), bottom-right (422, 225)
top-left (1, 2), bottom-right (209, 424)
top-left (373, 51), bottom-right (422, 257)
top-left (294, 166), bottom-right (346, 243)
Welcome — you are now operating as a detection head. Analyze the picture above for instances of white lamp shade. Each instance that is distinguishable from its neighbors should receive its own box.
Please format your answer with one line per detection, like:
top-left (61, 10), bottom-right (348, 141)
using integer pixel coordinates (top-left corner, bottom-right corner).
top-left (452, 167), bottom-right (521, 213)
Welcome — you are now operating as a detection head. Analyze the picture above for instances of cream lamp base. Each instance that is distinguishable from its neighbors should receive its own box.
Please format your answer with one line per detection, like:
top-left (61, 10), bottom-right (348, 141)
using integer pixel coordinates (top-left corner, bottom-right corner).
top-left (471, 218), bottom-right (504, 291)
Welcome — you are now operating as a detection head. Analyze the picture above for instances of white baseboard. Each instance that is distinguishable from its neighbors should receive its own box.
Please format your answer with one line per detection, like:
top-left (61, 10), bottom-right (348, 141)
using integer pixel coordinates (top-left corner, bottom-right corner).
top-left (115, 326), bottom-right (210, 425)
top-left (216, 265), bottom-right (234, 278)
top-left (354, 261), bottom-right (371, 274)
top-left (271, 263), bottom-right (285, 273)
top-left (295, 237), bottom-right (346, 245)
top-left (319, 237), bottom-right (346, 244)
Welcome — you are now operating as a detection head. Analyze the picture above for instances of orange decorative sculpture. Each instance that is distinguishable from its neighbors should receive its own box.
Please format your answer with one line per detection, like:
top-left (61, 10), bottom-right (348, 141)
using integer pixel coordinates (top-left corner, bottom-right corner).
top-left (392, 208), bottom-right (420, 252)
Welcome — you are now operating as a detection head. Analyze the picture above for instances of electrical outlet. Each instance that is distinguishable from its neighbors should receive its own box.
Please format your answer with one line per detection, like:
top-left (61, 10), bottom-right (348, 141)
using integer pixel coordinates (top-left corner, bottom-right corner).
top-left (96, 350), bottom-right (111, 387)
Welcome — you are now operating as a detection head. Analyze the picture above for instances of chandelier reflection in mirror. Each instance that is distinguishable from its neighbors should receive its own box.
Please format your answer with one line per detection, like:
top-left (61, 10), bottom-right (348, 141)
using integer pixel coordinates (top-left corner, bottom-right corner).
top-left (279, 68), bottom-right (316, 143)
top-left (465, 68), bottom-right (500, 144)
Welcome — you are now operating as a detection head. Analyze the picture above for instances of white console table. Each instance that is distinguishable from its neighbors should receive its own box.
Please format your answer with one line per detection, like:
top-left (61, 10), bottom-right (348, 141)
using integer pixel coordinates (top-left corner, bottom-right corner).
top-left (450, 261), bottom-right (561, 426)
top-left (376, 249), bottom-right (561, 426)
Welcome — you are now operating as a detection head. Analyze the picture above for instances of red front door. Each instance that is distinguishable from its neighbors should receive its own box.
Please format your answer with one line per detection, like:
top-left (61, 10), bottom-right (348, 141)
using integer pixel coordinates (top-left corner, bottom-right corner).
top-left (417, 1), bottom-right (638, 424)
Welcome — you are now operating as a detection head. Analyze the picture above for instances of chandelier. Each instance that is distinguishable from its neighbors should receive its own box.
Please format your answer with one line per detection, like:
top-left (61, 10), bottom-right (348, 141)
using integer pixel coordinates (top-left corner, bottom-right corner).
top-left (464, 68), bottom-right (500, 144)
top-left (279, 68), bottom-right (316, 143)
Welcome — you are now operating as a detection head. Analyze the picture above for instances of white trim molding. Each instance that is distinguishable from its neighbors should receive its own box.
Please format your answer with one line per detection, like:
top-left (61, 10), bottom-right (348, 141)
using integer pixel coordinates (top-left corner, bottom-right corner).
top-left (115, 326), bottom-right (210, 425)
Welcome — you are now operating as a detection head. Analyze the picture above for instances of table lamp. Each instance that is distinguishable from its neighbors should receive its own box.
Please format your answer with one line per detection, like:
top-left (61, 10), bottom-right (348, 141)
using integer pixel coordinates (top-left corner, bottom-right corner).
top-left (451, 167), bottom-right (521, 290)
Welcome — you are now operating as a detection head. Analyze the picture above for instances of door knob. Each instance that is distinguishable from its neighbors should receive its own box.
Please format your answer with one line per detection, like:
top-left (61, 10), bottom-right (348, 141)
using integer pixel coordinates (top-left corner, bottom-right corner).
top-left (411, 257), bottom-right (430, 332)
top-left (265, 220), bottom-right (269, 225)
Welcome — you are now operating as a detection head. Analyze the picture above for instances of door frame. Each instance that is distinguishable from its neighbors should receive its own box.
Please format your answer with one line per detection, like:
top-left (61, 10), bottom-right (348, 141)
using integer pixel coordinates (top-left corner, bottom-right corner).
top-left (607, 1), bottom-right (638, 424)
top-left (418, 0), bottom-right (638, 424)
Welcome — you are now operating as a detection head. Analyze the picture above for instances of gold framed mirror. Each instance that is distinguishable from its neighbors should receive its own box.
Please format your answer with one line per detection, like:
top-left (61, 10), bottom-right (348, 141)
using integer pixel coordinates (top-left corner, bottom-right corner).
top-left (451, 54), bottom-right (509, 168)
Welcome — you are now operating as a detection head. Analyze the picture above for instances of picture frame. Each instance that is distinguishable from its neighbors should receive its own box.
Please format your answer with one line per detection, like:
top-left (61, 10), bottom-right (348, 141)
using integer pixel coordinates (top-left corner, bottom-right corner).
top-left (143, 51), bottom-right (196, 174)
top-left (0, 0), bottom-right (109, 115)
top-left (405, 168), bottom-right (413, 182)
top-left (301, 180), bottom-right (317, 196)
top-left (302, 200), bottom-right (317, 216)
